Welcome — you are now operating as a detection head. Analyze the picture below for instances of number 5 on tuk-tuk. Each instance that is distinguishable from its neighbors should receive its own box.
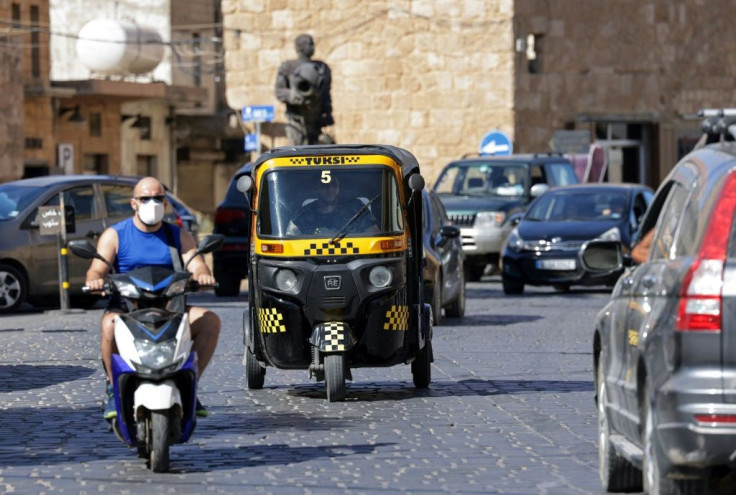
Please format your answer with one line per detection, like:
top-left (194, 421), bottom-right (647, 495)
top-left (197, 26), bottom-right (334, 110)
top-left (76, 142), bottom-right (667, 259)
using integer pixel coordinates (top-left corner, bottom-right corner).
top-left (236, 144), bottom-right (433, 401)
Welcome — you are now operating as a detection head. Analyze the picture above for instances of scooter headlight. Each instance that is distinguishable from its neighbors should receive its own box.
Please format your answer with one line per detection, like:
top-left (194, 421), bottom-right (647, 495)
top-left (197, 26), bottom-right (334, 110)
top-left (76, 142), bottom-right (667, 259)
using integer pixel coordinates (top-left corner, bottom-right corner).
top-left (165, 278), bottom-right (189, 297)
top-left (369, 266), bottom-right (392, 288)
top-left (134, 339), bottom-right (179, 371)
top-left (275, 269), bottom-right (297, 291)
top-left (113, 280), bottom-right (140, 299)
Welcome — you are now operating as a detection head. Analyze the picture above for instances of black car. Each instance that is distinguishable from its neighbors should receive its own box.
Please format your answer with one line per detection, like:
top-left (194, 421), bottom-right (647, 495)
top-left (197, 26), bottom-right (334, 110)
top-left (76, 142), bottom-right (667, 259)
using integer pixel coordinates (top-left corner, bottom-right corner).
top-left (433, 153), bottom-right (578, 281)
top-left (0, 174), bottom-right (199, 312)
top-left (500, 183), bottom-right (653, 294)
top-left (422, 189), bottom-right (465, 325)
top-left (212, 163), bottom-right (252, 296)
top-left (590, 108), bottom-right (736, 494)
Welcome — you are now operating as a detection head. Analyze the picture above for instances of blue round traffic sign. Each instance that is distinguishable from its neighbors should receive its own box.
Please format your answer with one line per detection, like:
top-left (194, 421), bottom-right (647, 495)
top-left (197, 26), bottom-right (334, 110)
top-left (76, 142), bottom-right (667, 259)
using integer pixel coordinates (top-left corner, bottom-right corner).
top-left (479, 130), bottom-right (513, 156)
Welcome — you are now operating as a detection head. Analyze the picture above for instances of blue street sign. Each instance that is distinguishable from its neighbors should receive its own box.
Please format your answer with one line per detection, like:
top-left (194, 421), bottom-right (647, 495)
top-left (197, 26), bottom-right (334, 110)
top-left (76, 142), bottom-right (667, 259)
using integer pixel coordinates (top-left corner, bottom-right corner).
top-left (241, 105), bottom-right (275, 123)
top-left (479, 130), bottom-right (513, 156)
top-left (244, 134), bottom-right (258, 152)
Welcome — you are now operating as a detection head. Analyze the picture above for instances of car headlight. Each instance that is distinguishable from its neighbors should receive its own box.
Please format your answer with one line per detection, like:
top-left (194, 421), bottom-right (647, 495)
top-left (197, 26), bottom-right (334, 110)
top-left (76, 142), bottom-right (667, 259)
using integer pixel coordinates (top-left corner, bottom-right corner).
top-left (113, 280), bottom-right (140, 299)
top-left (134, 339), bottom-right (179, 370)
top-left (275, 269), bottom-right (297, 291)
top-left (596, 227), bottom-right (621, 242)
top-left (506, 228), bottom-right (524, 253)
top-left (475, 211), bottom-right (506, 228)
top-left (369, 266), bottom-right (392, 288)
top-left (165, 278), bottom-right (189, 297)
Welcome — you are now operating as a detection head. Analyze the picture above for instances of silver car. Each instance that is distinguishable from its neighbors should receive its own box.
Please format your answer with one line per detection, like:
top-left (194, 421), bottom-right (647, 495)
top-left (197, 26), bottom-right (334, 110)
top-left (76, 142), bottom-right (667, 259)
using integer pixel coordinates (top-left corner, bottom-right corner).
top-left (589, 109), bottom-right (736, 494)
top-left (0, 175), bottom-right (198, 313)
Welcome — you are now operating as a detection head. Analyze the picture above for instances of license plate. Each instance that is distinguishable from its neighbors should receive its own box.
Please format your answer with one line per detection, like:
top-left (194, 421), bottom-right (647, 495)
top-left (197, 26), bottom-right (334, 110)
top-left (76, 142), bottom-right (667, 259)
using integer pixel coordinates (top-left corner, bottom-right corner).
top-left (536, 259), bottom-right (576, 270)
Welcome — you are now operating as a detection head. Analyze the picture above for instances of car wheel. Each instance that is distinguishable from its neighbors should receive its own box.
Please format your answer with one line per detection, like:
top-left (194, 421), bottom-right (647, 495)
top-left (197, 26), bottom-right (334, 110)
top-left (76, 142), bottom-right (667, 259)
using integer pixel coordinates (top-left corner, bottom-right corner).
top-left (445, 274), bottom-right (466, 318)
top-left (465, 263), bottom-right (485, 282)
top-left (643, 383), bottom-right (705, 495)
top-left (502, 276), bottom-right (524, 295)
top-left (0, 264), bottom-right (27, 313)
top-left (597, 358), bottom-right (641, 491)
top-left (214, 272), bottom-right (241, 297)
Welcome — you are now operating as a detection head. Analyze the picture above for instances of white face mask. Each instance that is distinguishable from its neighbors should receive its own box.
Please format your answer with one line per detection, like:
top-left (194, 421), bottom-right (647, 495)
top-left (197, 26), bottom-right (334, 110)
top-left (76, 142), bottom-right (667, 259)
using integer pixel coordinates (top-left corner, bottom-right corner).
top-left (137, 200), bottom-right (165, 226)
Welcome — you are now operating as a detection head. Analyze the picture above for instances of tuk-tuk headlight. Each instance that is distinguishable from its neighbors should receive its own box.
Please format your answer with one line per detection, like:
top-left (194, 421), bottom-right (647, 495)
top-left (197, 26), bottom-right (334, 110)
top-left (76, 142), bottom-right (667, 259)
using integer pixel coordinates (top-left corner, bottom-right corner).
top-left (275, 269), bottom-right (297, 291)
top-left (369, 266), bottom-right (392, 288)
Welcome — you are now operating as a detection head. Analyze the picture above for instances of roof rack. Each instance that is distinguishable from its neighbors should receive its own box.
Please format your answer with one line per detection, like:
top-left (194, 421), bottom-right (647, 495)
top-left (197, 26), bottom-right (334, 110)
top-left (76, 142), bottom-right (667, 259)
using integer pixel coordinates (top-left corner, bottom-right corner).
top-left (533, 151), bottom-right (564, 158)
top-left (697, 108), bottom-right (736, 147)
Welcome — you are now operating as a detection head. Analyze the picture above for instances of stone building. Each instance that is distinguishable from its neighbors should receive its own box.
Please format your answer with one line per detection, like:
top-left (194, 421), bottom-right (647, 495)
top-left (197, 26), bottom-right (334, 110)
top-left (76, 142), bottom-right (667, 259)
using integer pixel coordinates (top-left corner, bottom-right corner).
top-left (222, 0), bottom-right (736, 188)
top-left (4, 0), bottom-right (245, 215)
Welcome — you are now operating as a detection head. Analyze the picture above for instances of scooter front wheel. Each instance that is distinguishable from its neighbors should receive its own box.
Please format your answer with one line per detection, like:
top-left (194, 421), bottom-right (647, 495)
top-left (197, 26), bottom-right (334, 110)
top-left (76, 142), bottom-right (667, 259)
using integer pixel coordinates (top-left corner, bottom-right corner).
top-left (324, 354), bottom-right (346, 402)
top-left (149, 410), bottom-right (171, 473)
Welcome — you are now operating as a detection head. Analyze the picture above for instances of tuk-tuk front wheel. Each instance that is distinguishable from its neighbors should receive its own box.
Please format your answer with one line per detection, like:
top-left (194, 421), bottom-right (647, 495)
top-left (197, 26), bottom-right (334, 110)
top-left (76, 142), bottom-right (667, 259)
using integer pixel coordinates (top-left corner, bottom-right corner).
top-left (324, 354), bottom-right (346, 402)
top-left (412, 340), bottom-right (432, 388)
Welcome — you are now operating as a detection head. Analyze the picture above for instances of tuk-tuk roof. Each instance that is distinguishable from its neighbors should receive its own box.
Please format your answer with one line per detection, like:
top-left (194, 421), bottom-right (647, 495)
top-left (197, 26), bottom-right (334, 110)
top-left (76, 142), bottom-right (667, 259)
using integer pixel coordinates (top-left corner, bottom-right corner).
top-left (252, 144), bottom-right (421, 177)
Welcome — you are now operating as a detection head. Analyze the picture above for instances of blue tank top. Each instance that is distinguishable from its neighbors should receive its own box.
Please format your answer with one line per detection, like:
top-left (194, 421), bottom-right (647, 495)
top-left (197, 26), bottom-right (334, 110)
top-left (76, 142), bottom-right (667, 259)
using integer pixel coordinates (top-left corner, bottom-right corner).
top-left (112, 218), bottom-right (182, 273)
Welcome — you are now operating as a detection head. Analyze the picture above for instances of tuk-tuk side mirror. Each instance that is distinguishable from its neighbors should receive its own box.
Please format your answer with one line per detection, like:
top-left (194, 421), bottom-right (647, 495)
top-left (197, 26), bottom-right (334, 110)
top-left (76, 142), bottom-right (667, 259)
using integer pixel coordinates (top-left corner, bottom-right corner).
top-left (236, 175), bottom-right (253, 193)
top-left (408, 174), bottom-right (425, 191)
top-left (68, 239), bottom-right (115, 271)
top-left (186, 234), bottom-right (226, 270)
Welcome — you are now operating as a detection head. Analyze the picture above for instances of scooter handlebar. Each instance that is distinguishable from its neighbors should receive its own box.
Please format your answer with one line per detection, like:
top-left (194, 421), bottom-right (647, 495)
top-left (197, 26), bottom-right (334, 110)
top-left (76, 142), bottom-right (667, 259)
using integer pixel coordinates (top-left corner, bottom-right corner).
top-left (81, 283), bottom-right (112, 293)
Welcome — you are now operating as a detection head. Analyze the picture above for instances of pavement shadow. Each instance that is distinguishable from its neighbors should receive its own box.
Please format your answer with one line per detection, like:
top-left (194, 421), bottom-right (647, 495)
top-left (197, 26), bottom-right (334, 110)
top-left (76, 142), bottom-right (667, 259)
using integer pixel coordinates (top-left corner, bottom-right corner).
top-left (282, 377), bottom-right (593, 402)
top-left (0, 364), bottom-right (96, 392)
top-left (442, 313), bottom-right (543, 327)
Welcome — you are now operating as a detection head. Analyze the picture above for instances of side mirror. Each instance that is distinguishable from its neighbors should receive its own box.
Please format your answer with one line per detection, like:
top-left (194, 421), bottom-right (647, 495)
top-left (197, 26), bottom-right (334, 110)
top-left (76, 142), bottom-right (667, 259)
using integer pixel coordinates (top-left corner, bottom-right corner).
top-left (440, 224), bottom-right (460, 239)
top-left (408, 174), bottom-right (425, 191)
top-left (580, 240), bottom-right (623, 272)
top-left (505, 212), bottom-right (524, 228)
top-left (186, 234), bottom-right (226, 270)
top-left (68, 239), bottom-right (115, 272)
top-left (530, 183), bottom-right (549, 198)
top-left (236, 175), bottom-right (253, 193)
top-left (68, 239), bottom-right (98, 260)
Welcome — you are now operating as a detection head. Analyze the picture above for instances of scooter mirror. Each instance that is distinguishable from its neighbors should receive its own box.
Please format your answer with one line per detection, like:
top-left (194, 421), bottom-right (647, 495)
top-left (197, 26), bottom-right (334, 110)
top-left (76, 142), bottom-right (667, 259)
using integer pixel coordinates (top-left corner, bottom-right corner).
top-left (68, 239), bottom-right (99, 260)
top-left (186, 234), bottom-right (226, 270)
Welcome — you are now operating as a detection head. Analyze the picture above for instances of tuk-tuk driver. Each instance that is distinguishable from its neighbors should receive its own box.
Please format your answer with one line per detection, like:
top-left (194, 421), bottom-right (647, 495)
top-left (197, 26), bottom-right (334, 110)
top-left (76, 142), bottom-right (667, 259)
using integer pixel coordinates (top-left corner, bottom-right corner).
top-left (287, 174), bottom-right (379, 236)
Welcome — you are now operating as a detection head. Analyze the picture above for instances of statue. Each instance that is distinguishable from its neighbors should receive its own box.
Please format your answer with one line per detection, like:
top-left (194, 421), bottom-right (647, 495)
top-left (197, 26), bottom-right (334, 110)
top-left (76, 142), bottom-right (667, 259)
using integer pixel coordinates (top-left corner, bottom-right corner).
top-left (275, 34), bottom-right (334, 145)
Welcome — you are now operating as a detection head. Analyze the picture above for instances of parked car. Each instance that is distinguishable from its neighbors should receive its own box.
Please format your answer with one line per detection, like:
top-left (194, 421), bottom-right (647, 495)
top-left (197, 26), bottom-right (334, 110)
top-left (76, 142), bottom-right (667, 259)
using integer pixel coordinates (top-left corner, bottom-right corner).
top-left (432, 153), bottom-right (578, 281)
top-left (500, 183), bottom-right (653, 294)
top-left (212, 163), bottom-right (252, 296)
top-left (0, 174), bottom-right (200, 313)
top-left (422, 189), bottom-right (465, 325)
top-left (589, 109), bottom-right (736, 494)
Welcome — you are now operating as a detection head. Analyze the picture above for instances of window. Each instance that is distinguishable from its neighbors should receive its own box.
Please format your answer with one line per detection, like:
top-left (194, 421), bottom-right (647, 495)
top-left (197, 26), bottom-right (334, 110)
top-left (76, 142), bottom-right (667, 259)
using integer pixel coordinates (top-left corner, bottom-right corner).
top-left (136, 155), bottom-right (157, 176)
top-left (83, 154), bottom-right (108, 175)
top-left (42, 186), bottom-right (96, 222)
top-left (89, 112), bottom-right (102, 137)
top-left (30, 5), bottom-right (40, 79)
top-left (650, 183), bottom-right (689, 260)
top-left (101, 184), bottom-right (134, 218)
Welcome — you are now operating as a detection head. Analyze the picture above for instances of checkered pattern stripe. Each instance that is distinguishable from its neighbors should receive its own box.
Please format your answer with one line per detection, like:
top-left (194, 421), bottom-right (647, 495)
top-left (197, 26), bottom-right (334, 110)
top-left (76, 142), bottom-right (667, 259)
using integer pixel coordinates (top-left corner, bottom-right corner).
top-left (304, 241), bottom-right (360, 256)
top-left (323, 322), bottom-right (347, 351)
top-left (383, 305), bottom-right (409, 331)
top-left (258, 307), bottom-right (286, 334)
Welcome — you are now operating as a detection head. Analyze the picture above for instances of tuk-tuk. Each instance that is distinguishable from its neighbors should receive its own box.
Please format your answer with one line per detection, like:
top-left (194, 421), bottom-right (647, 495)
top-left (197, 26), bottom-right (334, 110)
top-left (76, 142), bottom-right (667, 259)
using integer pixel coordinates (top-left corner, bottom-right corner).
top-left (237, 144), bottom-right (432, 401)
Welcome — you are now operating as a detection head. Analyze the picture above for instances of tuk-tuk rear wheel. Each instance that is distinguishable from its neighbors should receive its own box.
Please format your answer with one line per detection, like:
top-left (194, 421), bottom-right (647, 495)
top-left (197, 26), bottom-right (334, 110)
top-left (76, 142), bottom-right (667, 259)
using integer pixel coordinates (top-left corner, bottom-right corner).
top-left (324, 354), bottom-right (346, 402)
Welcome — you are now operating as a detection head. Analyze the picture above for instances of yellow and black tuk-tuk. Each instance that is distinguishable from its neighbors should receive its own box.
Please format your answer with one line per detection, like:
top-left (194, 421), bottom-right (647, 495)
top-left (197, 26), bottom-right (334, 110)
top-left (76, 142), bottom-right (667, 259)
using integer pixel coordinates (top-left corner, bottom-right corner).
top-left (237, 144), bottom-right (431, 401)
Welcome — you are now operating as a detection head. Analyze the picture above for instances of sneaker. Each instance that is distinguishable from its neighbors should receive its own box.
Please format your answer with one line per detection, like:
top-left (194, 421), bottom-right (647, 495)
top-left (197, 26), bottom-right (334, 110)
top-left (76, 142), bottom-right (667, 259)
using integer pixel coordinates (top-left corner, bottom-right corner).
top-left (195, 398), bottom-right (208, 418)
top-left (103, 384), bottom-right (117, 420)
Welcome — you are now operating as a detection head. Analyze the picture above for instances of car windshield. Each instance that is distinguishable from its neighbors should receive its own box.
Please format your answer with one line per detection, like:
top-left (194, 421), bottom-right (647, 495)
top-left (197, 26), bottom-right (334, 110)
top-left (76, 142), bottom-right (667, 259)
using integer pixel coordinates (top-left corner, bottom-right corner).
top-left (433, 162), bottom-right (527, 197)
top-left (526, 190), bottom-right (629, 221)
top-left (0, 184), bottom-right (44, 221)
top-left (257, 166), bottom-right (404, 238)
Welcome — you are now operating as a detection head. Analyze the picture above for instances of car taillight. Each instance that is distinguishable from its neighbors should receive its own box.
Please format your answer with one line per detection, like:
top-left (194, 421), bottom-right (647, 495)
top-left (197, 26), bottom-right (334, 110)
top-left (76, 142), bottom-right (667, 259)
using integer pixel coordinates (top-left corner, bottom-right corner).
top-left (214, 207), bottom-right (247, 225)
top-left (176, 216), bottom-right (183, 228)
top-left (676, 172), bottom-right (736, 332)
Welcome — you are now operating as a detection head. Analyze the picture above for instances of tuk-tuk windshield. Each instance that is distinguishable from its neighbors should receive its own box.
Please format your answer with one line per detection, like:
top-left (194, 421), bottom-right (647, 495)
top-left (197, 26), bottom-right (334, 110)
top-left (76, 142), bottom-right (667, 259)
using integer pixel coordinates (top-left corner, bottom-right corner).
top-left (257, 166), bottom-right (405, 238)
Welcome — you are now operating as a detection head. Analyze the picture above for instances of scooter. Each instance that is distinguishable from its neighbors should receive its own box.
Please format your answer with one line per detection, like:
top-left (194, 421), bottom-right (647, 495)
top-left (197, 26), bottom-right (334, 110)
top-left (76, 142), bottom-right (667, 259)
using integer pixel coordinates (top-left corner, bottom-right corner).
top-left (68, 234), bottom-right (224, 472)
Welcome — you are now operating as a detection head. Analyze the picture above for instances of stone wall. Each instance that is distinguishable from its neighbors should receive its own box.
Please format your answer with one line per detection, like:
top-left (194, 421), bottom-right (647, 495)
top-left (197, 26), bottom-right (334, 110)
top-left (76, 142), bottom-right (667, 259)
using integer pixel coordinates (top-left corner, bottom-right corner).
top-left (222, 0), bottom-right (736, 185)
top-left (0, 43), bottom-right (24, 181)
top-left (222, 0), bottom-right (516, 183)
